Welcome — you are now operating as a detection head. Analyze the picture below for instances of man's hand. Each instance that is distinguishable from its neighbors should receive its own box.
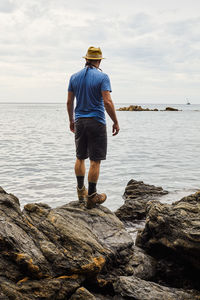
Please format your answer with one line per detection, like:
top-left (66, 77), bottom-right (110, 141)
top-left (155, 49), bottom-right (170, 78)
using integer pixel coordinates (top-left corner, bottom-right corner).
top-left (70, 121), bottom-right (75, 133)
top-left (112, 122), bottom-right (120, 136)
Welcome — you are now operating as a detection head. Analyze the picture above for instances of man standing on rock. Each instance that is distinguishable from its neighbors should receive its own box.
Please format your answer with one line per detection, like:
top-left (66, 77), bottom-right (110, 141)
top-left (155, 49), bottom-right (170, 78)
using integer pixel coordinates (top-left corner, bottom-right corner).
top-left (67, 46), bottom-right (119, 208)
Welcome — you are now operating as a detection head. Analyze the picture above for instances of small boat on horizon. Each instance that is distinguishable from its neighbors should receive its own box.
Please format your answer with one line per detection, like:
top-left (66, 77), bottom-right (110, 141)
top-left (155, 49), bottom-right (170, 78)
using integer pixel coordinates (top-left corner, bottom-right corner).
top-left (186, 99), bottom-right (191, 105)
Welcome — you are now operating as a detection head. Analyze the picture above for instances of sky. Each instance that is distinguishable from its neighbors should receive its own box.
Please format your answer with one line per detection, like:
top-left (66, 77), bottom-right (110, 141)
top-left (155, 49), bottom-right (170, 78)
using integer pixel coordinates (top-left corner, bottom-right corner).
top-left (0, 0), bottom-right (200, 104)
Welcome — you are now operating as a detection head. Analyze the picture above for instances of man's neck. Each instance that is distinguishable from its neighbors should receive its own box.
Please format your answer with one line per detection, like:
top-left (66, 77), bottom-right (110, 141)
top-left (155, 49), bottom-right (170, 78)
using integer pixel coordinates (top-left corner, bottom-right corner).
top-left (90, 63), bottom-right (99, 68)
top-left (86, 63), bottom-right (102, 72)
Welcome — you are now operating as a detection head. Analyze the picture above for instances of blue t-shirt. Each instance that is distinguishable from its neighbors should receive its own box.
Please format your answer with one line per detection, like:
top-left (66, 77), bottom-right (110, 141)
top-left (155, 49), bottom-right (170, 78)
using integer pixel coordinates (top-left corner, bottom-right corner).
top-left (68, 67), bottom-right (112, 124)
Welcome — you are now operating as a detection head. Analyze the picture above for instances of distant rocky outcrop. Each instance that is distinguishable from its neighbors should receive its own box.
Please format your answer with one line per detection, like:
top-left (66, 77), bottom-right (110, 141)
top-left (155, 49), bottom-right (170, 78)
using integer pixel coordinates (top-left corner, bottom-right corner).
top-left (0, 185), bottom-right (200, 299)
top-left (165, 106), bottom-right (179, 111)
top-left (117, 105), bottom-right (158, 111)
top-left (117, 105), bottom-right (180, 111)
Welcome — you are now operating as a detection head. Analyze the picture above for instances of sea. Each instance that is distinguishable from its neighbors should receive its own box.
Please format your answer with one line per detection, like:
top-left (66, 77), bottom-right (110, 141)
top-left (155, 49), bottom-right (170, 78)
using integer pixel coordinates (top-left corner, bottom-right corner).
top-left (1, 102), bottom-right (200, 212)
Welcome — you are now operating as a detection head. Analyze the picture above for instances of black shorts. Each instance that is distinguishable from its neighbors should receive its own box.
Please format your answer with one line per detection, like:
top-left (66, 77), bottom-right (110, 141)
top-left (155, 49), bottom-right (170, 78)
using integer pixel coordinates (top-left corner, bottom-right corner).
top-left (75, 118), bottom-right (107, 161)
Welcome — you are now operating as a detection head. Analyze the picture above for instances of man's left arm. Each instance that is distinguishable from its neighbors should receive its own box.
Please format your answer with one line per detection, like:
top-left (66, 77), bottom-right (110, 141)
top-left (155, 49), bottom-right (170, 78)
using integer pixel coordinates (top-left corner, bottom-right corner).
top-left (101, 74), bottom-right (119, 136)
top-left (102, 90), bottom-right (120, 136)
top-left (67, 91), bottom-right (75, 133)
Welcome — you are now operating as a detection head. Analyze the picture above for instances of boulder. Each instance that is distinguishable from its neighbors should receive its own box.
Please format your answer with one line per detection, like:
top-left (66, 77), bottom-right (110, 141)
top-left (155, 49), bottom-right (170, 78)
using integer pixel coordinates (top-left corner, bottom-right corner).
top-left (136, 191), bottom-right (200, 271)
top-left (69, 287), bottom-right (96, 300)
top-left (93, 294), bottom-right (124, 300)
top-left (1, 185), bottom-right (200, 299)
top-left (110, 246), bottom-right (157, 280)
top-left (0, 187), bottom-right (133, 299)
top-left (165, 106), bottom-right (179, 111)
top-left (69, 288), bottom-right (124, 300)
top-left (126, 246), bottom-right (157, 280)
top-left (115, 179), bottom-right (168, 221)
top-left (113, 276), bottom-right (200, 300)
top-left (98, 245), bottom-right (157, 282)
top-left (1, 276), bottom-right (83, 300)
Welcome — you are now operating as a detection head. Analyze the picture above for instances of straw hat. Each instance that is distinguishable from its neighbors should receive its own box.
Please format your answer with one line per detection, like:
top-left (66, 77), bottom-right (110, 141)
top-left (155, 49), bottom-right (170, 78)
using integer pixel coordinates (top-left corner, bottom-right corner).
top-left (83, 46), bottom-right (105, 60)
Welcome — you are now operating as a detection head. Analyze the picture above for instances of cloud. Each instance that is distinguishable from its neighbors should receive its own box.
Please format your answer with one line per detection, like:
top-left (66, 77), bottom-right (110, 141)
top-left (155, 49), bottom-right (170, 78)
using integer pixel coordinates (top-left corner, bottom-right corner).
top-left (0, 0), bottom-right (17, 13)
top-left (0, 0), bottom-right (200, 103)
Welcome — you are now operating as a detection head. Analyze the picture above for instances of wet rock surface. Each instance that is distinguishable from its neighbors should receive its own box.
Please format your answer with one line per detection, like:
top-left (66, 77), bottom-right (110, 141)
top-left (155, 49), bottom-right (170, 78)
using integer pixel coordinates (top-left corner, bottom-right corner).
top-left (115, 179), bottom-right (168, 221)
top-left (0, 185), bottom-right (200, 299)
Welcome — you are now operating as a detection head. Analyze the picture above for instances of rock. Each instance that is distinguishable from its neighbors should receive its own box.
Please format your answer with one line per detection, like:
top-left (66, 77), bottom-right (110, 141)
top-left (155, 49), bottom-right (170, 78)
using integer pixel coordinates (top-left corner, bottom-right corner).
top-left (117, 105), bottom-right (158, 111)
top-left (116, 183), bottom-right (200, 292)
top-left (165, 106), bottom-right (179, 111)
top-left (136, 191), bottom-right (200, 271)
top-left (60, 201), bottom-right (133, 253)
top-left (98, 244), bottom-right (156, 282)
top-left (135, 191), bottom-right (200, 291)
top-left (0, 276), bottom-right (83, 300)
top-left (0, 188), bottom-right (133, 299)
top-left (126, 246), bottom-right (157, 280)
top-left (115, 179), bottom-right (168, 221)
top-left (117, 106), bottom-right (181, 112)
top-left (69, 287), bottom-right (96, 300)
top-left (93, 294), bottom-right (124, 300)
top-left (151, 252), bottom-right (200, 290)
top-left (69, 287), bottom-right (124, 300)
top-left (102, 244), bottom-right (157, 280)
top-left (0, 187), bottom-right (6, 194)
top-left (124, 219), bottom-right (145, 241)
top-left (113, 276), bottom-right (200, 300)
top-left (1, 185), bottom-right (200, 299)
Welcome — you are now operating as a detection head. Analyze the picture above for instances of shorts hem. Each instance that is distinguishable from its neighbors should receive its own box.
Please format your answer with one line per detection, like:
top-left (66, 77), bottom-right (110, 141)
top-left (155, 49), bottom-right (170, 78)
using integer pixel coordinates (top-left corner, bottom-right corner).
top-left (76, 155), bottom-right (89, 160)
top-left (89, 157), bottom-right (106, 161)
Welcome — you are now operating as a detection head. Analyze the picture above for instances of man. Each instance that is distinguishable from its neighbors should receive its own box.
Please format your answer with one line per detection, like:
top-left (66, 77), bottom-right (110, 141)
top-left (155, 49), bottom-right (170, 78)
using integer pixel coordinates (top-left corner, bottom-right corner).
top-left (67, 46), bottom-right (119, 209)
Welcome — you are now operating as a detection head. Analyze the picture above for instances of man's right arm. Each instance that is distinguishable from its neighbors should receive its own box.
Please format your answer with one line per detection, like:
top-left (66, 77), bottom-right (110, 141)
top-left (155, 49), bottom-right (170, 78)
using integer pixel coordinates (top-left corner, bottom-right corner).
top-left (67, 91), bottom-right (75, 133)
top-left (102, 90), bottom-right (120, 136)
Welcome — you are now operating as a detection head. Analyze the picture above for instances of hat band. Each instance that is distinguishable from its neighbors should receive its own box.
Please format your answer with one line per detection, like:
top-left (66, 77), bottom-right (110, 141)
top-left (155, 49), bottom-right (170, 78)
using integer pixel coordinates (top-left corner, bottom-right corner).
top-left (86, 54), bottom-right (102, 59)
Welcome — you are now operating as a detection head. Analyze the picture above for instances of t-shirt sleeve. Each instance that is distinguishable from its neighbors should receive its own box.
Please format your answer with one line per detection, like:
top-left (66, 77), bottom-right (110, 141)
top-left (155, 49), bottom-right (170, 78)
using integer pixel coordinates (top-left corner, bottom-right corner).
top-left (101, 74), bottom-right (112, 92)
top-left (68, 76), bottom-right (74, 92)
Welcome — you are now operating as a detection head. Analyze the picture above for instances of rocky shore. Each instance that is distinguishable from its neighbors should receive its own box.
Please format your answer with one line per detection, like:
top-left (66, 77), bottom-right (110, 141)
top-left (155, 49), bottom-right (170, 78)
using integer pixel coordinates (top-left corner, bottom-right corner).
top-left (117, 105), bottom-right (180, 111)
top-left (0, 182), bottom-right (200, 299)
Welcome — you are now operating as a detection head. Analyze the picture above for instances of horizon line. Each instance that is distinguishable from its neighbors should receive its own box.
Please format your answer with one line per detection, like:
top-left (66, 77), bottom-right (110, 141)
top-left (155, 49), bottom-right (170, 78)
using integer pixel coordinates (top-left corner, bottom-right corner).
top-left (0, 101), bottom-right (198, 105)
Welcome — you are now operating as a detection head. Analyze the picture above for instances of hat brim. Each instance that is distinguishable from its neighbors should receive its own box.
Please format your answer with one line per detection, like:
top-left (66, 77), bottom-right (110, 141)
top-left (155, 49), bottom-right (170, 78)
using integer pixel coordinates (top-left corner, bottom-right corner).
top-left (83, 56), bottom-right (105, 60)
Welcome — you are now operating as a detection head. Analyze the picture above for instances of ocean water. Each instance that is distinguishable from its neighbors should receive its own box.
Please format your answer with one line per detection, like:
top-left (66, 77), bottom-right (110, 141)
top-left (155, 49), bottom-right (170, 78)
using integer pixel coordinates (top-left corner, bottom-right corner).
top-left (1, 102), bottom-right (200, 211)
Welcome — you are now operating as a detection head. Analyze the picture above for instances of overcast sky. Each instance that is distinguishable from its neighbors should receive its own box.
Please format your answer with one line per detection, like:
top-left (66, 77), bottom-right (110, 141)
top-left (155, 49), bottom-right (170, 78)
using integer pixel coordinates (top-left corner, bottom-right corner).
top-left (1, 0), bottom-right (200, 104)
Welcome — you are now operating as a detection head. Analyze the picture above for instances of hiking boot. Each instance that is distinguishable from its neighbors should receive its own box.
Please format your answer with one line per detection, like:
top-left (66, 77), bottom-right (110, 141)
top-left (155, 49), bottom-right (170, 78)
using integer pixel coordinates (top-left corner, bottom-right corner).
top-left (77, 186), bottom-right (88, 202)
top-left (86, 192), bottom-right (107, 209)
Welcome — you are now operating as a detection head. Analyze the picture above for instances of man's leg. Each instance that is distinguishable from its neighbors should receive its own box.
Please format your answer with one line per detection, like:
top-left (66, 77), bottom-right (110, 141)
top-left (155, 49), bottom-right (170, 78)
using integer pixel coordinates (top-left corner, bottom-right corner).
top-left (75, 158), bottom-right (85, 189)
top-left (88, 160), bottom-right (101, 195)
top-left (87, 160), bottom-right (106, 208)
top-left (75, 158), bottom-right (87, 202)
